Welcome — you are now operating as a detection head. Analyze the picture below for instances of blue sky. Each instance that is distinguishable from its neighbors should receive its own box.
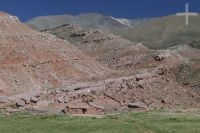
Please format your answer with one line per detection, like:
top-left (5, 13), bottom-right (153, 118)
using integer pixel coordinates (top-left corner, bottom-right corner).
top-left (0, 0), bottom-right (200, 22)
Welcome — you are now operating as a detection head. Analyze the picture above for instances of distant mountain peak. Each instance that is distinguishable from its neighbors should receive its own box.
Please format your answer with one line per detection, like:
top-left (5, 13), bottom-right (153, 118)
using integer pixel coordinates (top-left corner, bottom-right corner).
top-left (26, 12), bottom-right (147, 32)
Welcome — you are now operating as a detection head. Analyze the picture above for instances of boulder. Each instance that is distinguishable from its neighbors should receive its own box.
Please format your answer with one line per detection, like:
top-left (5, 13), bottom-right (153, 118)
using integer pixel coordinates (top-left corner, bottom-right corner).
top-left (71, 32), bottom-right (86, 37)
top-left (30, 97), bottom-right (39, 103)
top-left (137, 80), bottom-right (145, 87)
top-left (154, 50), bottom-right (171, 61)
top-left (0, 96), bottom-right (9, 103)
top-left (135, 73), bottom-right (152, 81)
top-left (128, 101), bottom-right (147, 108)
top-left (161, 99), bottom-right (166, 104)
top-left (62, 108), bottom-right (68, 114)
top-left (21, 97), bottom-right (31, 104)
top-left (154, 65), bottom-right (168, 75)
top-left (57, 96), bottom-right (64, 103)
top-left (15, 99), bottom-right (25, 107)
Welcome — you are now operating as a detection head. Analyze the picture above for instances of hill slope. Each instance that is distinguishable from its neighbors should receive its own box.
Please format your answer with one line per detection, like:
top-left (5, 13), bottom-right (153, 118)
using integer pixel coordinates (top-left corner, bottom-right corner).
top-left (43, 24), bottom-right (149, 69)
top-left (118, 15), bottom-right (200, 49)
top-left (0, 12), bottom-right (111, 95)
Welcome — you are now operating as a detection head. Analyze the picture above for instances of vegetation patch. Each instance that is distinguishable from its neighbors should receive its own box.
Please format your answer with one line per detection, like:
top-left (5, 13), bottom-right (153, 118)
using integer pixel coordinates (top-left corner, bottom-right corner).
top-left (0, 111), bottom-right (200, 133)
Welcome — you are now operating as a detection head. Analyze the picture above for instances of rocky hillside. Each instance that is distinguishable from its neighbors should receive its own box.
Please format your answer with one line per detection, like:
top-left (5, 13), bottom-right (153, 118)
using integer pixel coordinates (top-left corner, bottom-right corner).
top-left (0, 12), bottom-right (111, 96)
top-left (43, 24), bottom-right (149, 69)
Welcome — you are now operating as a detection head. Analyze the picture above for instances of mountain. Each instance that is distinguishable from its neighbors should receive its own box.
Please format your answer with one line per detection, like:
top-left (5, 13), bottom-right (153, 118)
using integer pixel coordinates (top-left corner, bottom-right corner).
top-left (1, 12), bottom-right (200, 115)
top-left (26, 13), bottom-right (200, 50)
top-left (0, 12), bottom-right (111, 96)
top-left (26, 13), bottom-right (149, 32)
top-left (118, 15), bottom-right (200, 49)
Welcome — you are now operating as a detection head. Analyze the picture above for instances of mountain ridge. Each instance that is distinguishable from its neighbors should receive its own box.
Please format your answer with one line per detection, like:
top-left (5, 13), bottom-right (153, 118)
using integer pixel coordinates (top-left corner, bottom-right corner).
top-left (26, 12), bottom-right (200, 50)
top-left (118, 14), bottom-right (200, 49)
top-left (25, 12), bottom-right (150, 32)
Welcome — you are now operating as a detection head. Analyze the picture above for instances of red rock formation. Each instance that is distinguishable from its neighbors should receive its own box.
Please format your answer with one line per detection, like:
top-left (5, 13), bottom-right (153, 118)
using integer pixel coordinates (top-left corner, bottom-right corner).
top-left (0, 12), bottom-right (111, 96)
